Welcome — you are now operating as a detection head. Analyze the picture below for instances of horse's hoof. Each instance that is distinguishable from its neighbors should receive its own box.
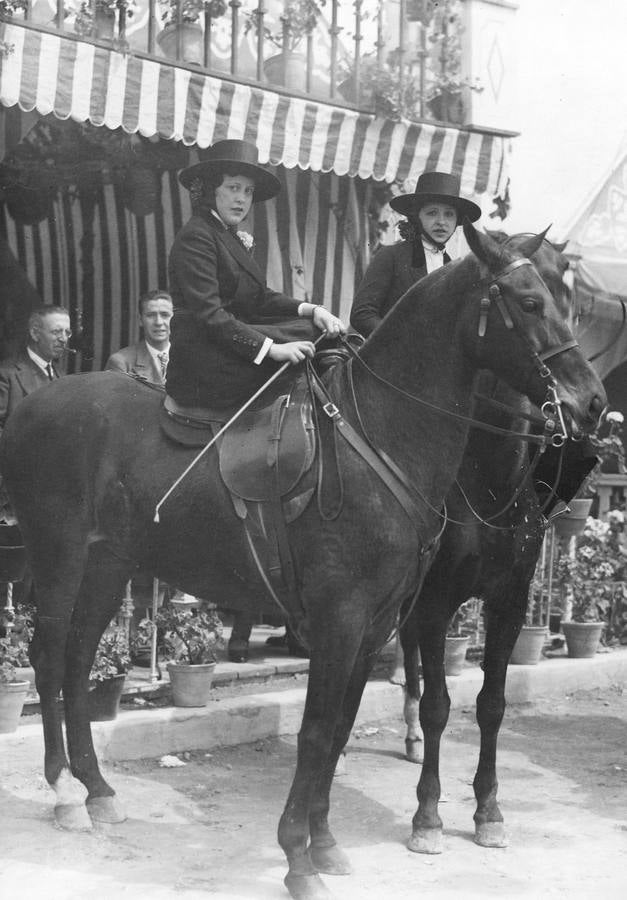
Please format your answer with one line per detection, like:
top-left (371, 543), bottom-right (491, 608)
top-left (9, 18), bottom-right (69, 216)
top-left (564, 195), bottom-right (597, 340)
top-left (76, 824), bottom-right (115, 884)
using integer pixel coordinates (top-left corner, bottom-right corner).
top-left (87, 796), bottom-right (127, 824)
top-left (407, 827), bottom-right (443, 854)
top-left (284, 873), bottom-right (333, 900)
top-left (228, 639), bottom-right (249, 663)
top-left (405, 737), bottom-right (423, 764)
top-left (310, 844), bottom-right (352, 875)
top-left (55, 803), bottom-right (93, 832)
top-left (475, 822), bottom-right (509, 848)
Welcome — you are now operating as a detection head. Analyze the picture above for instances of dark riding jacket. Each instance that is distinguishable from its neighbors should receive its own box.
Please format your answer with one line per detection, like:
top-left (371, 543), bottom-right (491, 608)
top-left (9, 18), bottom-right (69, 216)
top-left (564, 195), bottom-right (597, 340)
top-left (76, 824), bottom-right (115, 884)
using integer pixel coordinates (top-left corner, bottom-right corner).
top-left (166, 207), bottom-right (315, 409)
top-left (350, 240), bottom-right (451, 338)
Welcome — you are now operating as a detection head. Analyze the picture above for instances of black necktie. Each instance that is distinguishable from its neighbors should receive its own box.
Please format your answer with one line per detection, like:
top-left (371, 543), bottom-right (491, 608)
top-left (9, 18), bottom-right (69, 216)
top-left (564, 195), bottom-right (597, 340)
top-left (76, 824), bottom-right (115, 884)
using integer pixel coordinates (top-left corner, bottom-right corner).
top-left (45, 363), bottom-right (55, 381)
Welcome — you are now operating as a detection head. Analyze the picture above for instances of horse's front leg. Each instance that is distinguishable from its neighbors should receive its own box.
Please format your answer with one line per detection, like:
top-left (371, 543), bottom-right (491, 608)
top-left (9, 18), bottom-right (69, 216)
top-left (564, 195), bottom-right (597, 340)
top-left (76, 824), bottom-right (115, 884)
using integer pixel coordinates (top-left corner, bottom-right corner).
top-left (63, 546), bottom-right (132, 825)
top-left (408, 611), bottom-right (450, 855)
top-left (308, 632), bottom-right (383, 877)
top-left (473, 582), bottom-right (529, 848)
top-left (278, 603), bottom-right (368, 900)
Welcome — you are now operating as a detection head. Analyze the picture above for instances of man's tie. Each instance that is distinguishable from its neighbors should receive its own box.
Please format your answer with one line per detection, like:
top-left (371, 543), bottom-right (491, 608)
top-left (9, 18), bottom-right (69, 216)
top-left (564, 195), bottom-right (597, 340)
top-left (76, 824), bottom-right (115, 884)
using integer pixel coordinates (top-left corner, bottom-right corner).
top-left (45, 363), bottom-right (55, 382)
top-left (158, 352), bottom-right (168, 382)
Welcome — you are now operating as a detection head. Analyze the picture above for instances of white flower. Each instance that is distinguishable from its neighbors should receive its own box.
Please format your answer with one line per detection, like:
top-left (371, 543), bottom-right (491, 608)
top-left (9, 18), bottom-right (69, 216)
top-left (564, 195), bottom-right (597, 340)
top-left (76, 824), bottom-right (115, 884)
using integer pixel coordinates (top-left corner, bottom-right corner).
top-left (606, 410), bottom-right (624, 424)
top-left (237, 230), bottom-right (254, 252)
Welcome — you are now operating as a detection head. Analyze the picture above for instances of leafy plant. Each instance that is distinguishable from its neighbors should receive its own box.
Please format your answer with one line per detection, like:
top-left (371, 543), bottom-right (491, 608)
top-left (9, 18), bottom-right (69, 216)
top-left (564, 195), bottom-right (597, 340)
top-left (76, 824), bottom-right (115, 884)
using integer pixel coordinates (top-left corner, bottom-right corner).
top-left (0, 0), bottom-right (29, 17)
top-left (159, 0), bottom-right (227, 26)
top-left (577, 411), bottom-right (626, 500)
top-left (73, 0), bottom-right (137, 38)
top-left (245, 0), bottom-right (326, 53)
top-left (90, 622), bottom-right (131, 682)
top-left (156, 603), bottom-right (224, 665)
top-left (0, 634), bottom-right (28, 684)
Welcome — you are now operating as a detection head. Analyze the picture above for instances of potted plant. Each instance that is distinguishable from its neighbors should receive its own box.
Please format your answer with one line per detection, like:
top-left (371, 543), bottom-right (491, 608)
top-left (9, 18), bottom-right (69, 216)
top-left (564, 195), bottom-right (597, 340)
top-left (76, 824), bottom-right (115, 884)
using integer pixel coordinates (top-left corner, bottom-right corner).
top-left (444, 598), bottom-right (478, 676)
top-left (425, 0), bottom-right (483, 125)
top-left (245, 0), bottom-right (326, 89)
top-left (157, 0), bottom-right (227, 65)
top-left (0, 634), bottom-right (30, 733)
top-left (338, 52), bottom-right (423, 121)
top-left (510, 574), bottom-right (548, 666)
top-left (73, 0), bottom-right (137, 42)
top-left (555, 516), bottom-right (625, 658)
top-left (88, 621), bottom-right (131, 721)
top-left (156, 602), bottom-right (224, 707)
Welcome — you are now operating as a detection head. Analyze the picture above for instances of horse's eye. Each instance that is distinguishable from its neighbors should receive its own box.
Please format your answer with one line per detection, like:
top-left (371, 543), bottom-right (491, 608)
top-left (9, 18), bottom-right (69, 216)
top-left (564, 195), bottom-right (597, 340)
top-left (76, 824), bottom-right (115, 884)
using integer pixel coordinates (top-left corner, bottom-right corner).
top-left (521, 298), bottom-right (538, 313)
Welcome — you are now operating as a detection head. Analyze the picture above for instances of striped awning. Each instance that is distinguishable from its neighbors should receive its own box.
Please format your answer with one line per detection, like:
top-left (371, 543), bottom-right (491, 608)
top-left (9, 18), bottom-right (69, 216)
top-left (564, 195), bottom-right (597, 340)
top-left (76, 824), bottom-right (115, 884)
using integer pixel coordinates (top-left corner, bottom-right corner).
top-left (0, 22), bottom-right (510, 198)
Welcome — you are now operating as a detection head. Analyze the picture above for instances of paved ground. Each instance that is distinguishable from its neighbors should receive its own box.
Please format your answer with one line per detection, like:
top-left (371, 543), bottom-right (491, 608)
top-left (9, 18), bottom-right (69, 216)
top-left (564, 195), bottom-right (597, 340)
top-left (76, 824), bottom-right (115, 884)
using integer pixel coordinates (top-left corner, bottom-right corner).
top-left (1, 653), bottom-right (626, 900)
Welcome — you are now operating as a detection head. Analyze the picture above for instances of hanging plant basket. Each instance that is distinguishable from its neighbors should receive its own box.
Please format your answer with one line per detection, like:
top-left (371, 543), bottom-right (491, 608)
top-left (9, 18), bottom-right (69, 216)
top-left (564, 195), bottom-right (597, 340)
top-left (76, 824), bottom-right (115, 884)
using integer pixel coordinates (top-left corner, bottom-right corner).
top-left (123, 166), bottom-right (161, 217)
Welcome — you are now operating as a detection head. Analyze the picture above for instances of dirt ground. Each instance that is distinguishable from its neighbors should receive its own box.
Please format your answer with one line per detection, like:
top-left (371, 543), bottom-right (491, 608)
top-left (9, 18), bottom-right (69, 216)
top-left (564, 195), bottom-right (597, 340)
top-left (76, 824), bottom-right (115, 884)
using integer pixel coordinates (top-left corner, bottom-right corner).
top-left (1, 684), bottom-right (626, 900)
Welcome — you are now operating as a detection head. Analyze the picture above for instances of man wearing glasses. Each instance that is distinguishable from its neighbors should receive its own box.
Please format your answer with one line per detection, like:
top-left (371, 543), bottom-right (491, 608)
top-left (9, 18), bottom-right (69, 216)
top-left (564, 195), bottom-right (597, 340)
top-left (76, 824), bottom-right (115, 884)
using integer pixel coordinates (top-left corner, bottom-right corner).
top-left (0, 304), bottom-right (72, 439)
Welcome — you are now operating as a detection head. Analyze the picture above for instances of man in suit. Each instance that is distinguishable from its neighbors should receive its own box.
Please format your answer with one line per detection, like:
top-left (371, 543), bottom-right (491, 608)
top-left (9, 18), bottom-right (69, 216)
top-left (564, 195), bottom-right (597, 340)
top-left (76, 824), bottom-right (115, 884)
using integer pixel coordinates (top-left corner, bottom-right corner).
top-left (0, 304), bottom-right (71, 437)
top-left (0, 304), bottom-right (71, 524)
top-left (350, 172), bottom-right (482, 338)
top-left (105, 290), bottom-right (173, 385)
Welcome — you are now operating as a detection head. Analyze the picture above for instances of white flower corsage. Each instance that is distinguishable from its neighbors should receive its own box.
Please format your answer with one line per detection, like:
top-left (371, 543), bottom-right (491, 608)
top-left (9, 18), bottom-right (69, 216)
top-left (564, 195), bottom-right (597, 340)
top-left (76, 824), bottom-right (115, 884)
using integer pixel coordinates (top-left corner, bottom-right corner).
top-left (237, 231), bottom-right (254, 253)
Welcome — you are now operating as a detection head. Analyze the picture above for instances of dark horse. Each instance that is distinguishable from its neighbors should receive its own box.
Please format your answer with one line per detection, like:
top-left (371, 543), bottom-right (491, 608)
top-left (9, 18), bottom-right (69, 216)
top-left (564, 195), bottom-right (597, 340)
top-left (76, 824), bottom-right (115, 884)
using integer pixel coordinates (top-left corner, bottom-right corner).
top-left (394, 235), bottom-right (602, 857)
top-left (0, 224), bottom-right (605, 900)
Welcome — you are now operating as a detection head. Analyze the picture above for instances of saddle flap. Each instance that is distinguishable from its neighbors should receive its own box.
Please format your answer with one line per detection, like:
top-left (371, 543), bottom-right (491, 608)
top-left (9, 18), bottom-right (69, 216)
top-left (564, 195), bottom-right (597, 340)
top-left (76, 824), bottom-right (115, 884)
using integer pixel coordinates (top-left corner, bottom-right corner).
top-left (219, 376), bottom-right (316, 502)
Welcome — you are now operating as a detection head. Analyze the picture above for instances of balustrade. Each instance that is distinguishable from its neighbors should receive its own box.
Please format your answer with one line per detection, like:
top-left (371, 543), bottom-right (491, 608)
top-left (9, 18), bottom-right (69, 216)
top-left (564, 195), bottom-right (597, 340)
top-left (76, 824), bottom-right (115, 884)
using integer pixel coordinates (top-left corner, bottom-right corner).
top-left (0, 0), bottom-right (477, 125)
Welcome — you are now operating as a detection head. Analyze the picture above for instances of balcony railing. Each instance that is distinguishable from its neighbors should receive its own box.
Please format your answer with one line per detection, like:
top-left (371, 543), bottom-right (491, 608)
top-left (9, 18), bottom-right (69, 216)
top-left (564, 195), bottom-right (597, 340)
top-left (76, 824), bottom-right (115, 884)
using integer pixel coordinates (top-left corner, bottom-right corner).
top-left (1, 0), bottom-right (477, 125)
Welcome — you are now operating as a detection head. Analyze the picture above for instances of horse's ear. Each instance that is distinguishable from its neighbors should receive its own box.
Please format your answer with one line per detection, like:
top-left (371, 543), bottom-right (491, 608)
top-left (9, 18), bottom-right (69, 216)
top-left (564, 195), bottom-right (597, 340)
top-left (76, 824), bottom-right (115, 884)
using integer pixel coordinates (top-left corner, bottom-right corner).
top-left (552, 240), bottom-right (568, 253)
top-left (515, 226), bottom-right (552, 259)
top-left (463, 218), bottom-right (500, 267)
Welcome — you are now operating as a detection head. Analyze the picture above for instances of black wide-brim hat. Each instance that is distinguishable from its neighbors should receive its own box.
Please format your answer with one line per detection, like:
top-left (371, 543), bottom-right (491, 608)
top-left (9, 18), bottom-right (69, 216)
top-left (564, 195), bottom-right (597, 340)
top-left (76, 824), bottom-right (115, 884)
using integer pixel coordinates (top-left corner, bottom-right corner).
top-left (179, 139), bottom-right (281, 202)
top-left (389, 171), bottom-right (481, 222)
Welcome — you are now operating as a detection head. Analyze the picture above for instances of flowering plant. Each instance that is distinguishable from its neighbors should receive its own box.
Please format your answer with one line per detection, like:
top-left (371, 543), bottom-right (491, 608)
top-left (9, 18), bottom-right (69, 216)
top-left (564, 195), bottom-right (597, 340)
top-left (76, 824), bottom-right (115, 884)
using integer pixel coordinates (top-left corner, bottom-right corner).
top-left (236, 230), bottom-right (254, 252)
top-left (156, 603), bottom-right (224, 664)
top-left (556, 516), bottom-right (627, 623)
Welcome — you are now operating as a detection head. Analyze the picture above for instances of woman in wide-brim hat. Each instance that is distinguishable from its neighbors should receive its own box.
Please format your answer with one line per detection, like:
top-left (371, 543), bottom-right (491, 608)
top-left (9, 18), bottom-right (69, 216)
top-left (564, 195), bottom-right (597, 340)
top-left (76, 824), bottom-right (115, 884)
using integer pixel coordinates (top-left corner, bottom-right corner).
top-left (166, 139), bottom-right (345, 410)
top-left (350, 171), bottom-right (481, 339)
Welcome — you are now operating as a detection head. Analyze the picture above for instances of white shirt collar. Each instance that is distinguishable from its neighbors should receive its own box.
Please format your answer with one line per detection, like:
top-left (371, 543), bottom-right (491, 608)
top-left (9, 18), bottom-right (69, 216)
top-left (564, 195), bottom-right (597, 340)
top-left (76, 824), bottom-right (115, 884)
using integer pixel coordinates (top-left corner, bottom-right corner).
top-left (421, 238), bottom-right (446, 274)
top-left (27, 346), bottom-right (53, 374)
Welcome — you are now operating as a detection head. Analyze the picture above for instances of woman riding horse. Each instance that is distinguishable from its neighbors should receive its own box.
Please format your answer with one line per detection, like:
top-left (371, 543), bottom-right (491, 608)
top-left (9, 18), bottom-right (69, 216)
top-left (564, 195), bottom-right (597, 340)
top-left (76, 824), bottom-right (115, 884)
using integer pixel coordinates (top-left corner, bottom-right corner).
top-left (166, 139), bottom-right (345, 411)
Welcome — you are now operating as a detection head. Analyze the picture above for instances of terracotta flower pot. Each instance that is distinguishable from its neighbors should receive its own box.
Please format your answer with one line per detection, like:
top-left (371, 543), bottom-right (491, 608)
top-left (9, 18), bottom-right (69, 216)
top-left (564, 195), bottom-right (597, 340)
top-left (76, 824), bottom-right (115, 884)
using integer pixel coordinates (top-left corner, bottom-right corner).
top-left (510, 626), bottom-right (547, 665)
top-left (552, 498), bottom-right (593, 541)
top-left (263, 52), bottom-right (307, 91)
top-left (561, 621), bottom-right (604, 658)
top-left (167, 661), bottom-right (216, 707)
top-left (157, 23), bottom-right (204, 66)
top-left (88, 673), bottom-right (126, 721)
top-left (0, 680), bottom-right (30, 733)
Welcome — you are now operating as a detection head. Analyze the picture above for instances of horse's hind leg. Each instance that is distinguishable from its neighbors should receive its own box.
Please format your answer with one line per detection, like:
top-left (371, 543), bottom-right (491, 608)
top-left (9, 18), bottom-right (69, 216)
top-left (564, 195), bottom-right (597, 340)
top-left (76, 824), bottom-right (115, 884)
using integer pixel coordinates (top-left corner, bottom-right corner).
top-left (28, 545), bottom-right (93, 831)
top-left (63, 543), bottom-right (133, 825)
top-left (473, 579), bottom-right (530, 848)
top-left (399, 606), bottom-right (423, 763)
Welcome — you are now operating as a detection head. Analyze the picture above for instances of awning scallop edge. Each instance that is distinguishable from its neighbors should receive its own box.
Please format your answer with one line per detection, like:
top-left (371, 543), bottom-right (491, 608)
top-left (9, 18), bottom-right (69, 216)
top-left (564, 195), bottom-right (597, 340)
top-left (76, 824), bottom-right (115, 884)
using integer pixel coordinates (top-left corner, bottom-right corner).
top-left (0, 22), bottom-right (511, 198)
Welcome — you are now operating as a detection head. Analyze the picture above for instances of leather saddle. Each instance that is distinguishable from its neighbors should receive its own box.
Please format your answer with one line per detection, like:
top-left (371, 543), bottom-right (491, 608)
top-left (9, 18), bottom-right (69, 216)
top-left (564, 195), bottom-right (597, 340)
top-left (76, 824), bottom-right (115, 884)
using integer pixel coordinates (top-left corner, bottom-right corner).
top-left (160, 373), bottom-right (316, 505)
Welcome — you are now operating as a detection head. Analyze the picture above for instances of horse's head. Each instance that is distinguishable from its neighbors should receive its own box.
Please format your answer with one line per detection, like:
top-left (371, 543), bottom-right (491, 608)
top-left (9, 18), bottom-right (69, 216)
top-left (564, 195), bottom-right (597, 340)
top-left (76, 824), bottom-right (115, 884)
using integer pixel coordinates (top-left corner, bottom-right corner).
top-left (462, 221), bottom-right (606, 438)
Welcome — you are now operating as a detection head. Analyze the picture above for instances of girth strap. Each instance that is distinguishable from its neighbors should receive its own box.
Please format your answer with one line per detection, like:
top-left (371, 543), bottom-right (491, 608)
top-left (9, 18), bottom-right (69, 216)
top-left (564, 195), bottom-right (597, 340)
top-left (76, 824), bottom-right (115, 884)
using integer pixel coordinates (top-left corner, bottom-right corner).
top-left (307, 366), bottom-right (425, 532)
